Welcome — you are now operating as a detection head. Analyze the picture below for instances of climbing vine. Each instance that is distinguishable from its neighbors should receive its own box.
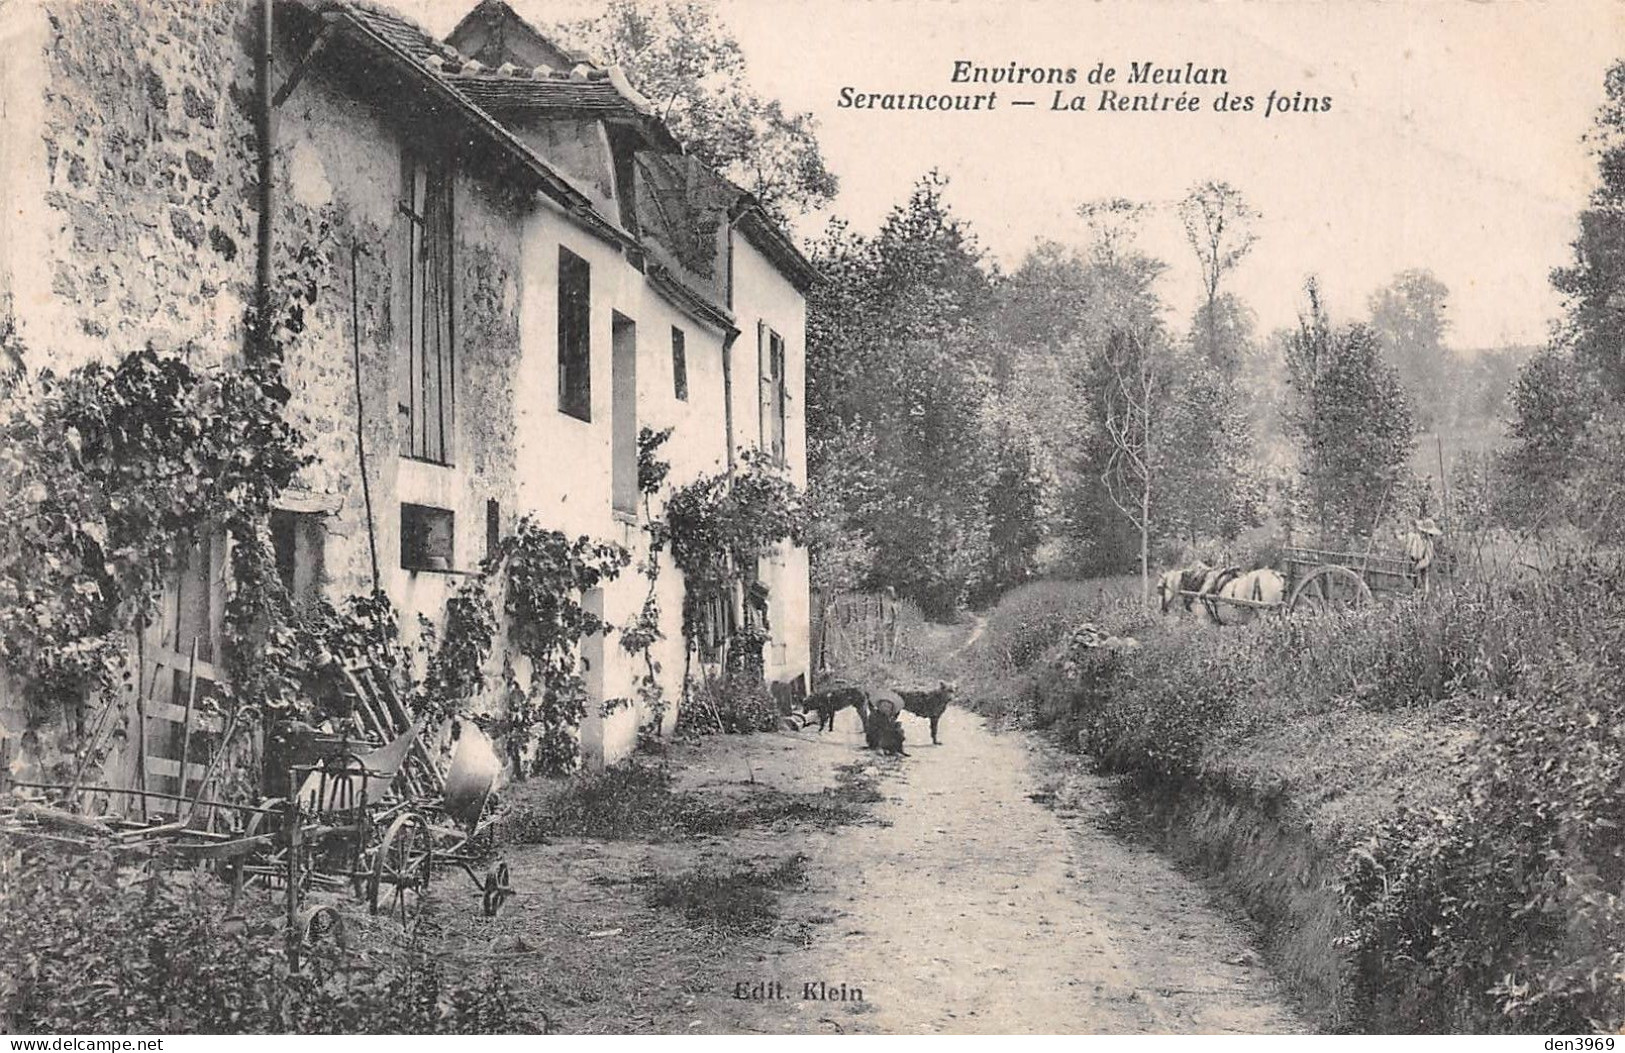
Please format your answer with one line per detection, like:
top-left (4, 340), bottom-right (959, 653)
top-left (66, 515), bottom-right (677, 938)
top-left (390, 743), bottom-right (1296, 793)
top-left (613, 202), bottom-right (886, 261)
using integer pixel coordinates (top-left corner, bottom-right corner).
top-left (415, 578), bottom-right (499, 725)
top-left (663, 448), bottom-right (805, 688)
top-left (0, 342), bottom-right (309, 766)
top-left (618, 427), bottom-right (673, 748)
top-left (488, 517), bottom-right (628, 776)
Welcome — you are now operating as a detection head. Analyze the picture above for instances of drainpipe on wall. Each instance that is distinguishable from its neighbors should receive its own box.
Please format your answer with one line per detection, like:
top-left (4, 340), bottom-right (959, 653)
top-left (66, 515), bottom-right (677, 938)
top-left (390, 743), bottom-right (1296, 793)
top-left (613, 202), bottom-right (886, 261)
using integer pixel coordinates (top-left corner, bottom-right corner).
top-left (255, 0), bottom-right (275, 330)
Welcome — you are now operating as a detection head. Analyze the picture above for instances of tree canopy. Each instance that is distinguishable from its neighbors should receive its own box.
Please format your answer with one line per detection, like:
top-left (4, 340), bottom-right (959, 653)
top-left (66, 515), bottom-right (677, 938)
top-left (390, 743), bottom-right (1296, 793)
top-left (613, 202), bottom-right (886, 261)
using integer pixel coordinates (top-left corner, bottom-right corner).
top-left (558, 0), bottom-right (838, 222)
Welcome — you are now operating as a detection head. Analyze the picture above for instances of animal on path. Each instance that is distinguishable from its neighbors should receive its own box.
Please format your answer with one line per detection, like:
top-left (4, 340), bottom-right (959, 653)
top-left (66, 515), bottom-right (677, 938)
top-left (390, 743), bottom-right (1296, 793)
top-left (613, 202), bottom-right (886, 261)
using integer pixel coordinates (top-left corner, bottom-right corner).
top-left (895, 681), bottom-right (953, 745)
top-left (1157, 562), bottom-right (1213, 614)
top-left (803, 684), bottom-right (870, 733)
top-left (1198, 567), bottom-right (1285, 626)
top-left (864, 688), bottom-right (907, 755)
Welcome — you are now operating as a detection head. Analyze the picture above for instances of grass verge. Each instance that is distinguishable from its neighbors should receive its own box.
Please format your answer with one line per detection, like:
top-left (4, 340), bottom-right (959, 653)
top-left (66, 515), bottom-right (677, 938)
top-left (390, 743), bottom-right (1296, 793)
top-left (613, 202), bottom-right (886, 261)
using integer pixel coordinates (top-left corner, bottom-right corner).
top-left (648, 854), bottom-right (810, 935)
top-left (495, 761), bottom-right (881, 844)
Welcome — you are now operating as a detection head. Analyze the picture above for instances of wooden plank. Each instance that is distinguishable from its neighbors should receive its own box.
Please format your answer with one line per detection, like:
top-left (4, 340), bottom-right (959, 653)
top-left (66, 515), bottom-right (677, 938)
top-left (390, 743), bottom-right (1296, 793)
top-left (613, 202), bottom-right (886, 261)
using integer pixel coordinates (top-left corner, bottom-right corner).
top-left (143, 651), bottom-right (222, 685)
top-left (1178, 590), bottom-right (1281, 611)
top-left (144, 757), bottom-right (210, 780)
top-left (147, 701), bottom-right (223, 731)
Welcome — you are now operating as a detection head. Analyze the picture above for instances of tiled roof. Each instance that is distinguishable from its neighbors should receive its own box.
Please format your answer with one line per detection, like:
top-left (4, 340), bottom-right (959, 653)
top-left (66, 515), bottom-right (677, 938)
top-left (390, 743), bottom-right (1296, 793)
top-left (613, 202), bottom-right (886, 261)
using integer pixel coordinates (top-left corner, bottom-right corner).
top-left (452, 74), bottom-right (638, 117)
top-left (297, 0), bottom-right (814, 289)
top-left (342, 1), bottom-right (463, 66)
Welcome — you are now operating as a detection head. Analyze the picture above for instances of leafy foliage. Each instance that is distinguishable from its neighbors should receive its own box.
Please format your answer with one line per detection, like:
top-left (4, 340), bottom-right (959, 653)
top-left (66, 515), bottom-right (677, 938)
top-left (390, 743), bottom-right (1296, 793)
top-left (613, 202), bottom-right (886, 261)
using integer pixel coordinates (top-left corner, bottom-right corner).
top-left (806, 172), bottom-right (998, 616)
top-left (0, 344), bottom-right (308, 762)
top-left (1498, 61), bottom-right (1625, 540)
top-left (1551, 60), bottom-right (1625, 398)
top-left (417, 579), bottom-right (499, 725)
top-left (1337, 558), bottom-right (1625, 1032)
top-left (490, 519), bottom-right (629, 776)
top-left (1179, 180), bottom-right (1259, 378)
top-left (0, 846), bottom-right (530, 1034)
top-left (664, 449), bottom-right (802, 646)
top-left (1369, 269), bottom-right (1452, 429)
top-left (624, 426), bottom-right (673, 747)
top-left (1282, 282), bottom-right (1416, 543)
top-left (676, 669), bottom-right (779, 735)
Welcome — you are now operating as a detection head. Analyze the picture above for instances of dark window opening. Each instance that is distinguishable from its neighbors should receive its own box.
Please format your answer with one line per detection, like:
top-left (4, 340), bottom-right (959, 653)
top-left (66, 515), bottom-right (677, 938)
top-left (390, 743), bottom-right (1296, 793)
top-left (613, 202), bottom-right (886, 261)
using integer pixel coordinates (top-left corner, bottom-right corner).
top-left (671, 326), bottom-right (688, 401)
top-left (401, 504), bottom-right (455, 573)
top-left (558, 247), bottom-right (592, 421)
top-left (270, 509), bottom-right (326, 605)
top-left (399, 151), bottom-right (455, 464)
top-left (485, 498), bottom-right (501, 564)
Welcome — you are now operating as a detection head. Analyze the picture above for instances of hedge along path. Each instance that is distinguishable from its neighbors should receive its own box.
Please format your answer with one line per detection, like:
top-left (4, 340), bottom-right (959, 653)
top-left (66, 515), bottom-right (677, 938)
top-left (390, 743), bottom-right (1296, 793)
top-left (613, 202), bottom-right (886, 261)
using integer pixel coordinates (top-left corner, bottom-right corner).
top-left (713, 707), bottom-right (1304, 1035)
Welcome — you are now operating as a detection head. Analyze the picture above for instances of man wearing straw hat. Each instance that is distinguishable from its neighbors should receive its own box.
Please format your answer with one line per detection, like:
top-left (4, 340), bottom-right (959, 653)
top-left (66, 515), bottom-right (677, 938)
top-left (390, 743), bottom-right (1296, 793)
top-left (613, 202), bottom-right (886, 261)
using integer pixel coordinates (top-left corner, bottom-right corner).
top-left (1402, 516), bottom-right (1443, 596)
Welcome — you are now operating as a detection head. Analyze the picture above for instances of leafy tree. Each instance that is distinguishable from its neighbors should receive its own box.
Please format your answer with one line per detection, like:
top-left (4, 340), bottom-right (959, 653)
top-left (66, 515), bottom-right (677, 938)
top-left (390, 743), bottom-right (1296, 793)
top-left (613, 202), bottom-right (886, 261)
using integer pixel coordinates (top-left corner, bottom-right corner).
top-left (1550, 60), bottom-right (1625, 396)
top-left (1283, 281), bottom-right (1417, 543)
top-left (1369, 269), bottom-right (1452, 429)
top-left (804, 173), bottom-right (996, 616)
top-left (1056, 235), bottom-right (1171, 590)
top-left (1076, 197), bottom-right (1150, 268)
top-left (1499, 60), bottom-right (1625, 536)
top-left (1498, 347), bottom-right (1606, 528)
top-left (1179, 180), bottom-right (1259, 376)
top-left (558, 0), bottom-right (837, 221)
top-left (976, 423), bottom-right (1048, 602)
top-left (1156, 353), bottom-right (1264, 546)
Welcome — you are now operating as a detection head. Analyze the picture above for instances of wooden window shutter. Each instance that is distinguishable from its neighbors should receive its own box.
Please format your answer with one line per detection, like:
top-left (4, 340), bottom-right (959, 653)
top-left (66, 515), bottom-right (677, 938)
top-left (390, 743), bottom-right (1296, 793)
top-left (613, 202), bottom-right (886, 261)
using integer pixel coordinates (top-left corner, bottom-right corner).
top-left (757, 321), bottom-right (770, 452)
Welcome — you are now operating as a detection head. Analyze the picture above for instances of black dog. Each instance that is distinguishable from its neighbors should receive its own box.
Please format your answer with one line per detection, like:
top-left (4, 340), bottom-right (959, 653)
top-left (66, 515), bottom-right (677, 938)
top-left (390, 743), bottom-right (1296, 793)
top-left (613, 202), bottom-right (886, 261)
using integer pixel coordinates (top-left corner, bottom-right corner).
top-left (864, 707), bottom-right (906, 755)
top-left (896, 681), bottom-right (953, 745)
top-left (804, 684), bottom-right (870, 733)
top-left (864, 689), bottom-right (907, 755)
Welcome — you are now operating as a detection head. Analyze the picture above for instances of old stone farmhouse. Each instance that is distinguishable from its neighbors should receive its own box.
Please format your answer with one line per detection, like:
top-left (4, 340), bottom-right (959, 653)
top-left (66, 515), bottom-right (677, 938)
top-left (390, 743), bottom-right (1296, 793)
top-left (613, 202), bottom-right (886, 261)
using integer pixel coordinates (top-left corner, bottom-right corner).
top-left (0, 0), bottom-right (816, 783)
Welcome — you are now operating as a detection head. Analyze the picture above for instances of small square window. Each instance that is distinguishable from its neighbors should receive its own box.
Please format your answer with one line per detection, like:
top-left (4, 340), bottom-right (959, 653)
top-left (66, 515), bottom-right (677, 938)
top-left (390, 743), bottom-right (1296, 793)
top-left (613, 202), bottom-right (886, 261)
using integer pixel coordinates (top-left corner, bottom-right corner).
top-left (401, 504), bottom-right (455, 572)
top-left (671, 326), bottom-right (688, 401)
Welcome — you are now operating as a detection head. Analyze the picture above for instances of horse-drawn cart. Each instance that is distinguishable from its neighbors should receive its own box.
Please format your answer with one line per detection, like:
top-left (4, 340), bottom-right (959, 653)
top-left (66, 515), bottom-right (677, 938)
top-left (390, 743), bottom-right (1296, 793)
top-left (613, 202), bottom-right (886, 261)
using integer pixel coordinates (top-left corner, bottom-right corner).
top-left (1281, 546), bottom-right (1418, 613)
top-left (1173, 544), bottom-right (1423, 621)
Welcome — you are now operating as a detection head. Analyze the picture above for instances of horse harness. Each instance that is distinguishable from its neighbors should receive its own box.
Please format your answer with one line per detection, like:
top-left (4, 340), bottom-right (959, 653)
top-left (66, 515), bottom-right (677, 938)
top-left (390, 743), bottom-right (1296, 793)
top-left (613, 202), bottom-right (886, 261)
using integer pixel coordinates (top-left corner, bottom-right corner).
top-left (1201, 566), bottom-right (1244, 622)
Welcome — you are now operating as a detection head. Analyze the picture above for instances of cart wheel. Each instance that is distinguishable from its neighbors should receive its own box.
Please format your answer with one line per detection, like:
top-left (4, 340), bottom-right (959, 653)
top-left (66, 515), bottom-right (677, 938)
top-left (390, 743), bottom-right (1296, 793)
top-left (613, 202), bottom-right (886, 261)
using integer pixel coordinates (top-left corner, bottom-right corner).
top-left (369, 812), bottom-right (432, 925)
top-left (302, 903), bottom-right (346, 945)
top-left (1289, 564), bottom-right (1373, 615)
top-left (481, 860), bottom-right (513, 917)
top-left (298, 905), bottom-right (346, 981)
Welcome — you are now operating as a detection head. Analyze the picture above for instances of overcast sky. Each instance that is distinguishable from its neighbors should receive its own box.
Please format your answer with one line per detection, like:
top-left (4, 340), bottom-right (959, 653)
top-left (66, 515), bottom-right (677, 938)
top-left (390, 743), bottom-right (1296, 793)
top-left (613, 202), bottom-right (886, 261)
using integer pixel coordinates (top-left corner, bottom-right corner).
top-left (403, 0), bottom-right (1625, 351)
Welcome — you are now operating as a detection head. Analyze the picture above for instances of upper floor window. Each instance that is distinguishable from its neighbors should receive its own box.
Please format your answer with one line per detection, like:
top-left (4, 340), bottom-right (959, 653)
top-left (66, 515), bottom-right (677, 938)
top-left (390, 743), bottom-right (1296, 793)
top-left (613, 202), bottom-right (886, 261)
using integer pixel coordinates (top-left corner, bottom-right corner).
top-left (671, 326), bottom-right (688, 402)
top-left (400, 152), bottom-right (454, 464)
top-left (758, 323), bottom-right (787, 463)
top-left (558, 247), bottom-right (592, 421)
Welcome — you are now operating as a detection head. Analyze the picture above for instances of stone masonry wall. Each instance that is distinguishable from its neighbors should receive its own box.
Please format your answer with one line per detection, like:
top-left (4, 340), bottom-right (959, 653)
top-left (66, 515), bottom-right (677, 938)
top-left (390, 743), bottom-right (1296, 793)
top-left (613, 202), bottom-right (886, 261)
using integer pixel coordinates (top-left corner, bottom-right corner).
top-left (2, 0), bottom-right (530, 777)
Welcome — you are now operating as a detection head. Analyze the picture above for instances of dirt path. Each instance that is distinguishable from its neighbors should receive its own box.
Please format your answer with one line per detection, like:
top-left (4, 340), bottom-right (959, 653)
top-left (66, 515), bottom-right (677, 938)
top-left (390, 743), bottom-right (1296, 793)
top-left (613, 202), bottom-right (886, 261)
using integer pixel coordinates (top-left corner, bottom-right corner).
top-left (456, 695), bottom-right (1302, 1033)
top-left (711, 706), bottom-right (1303, 1034)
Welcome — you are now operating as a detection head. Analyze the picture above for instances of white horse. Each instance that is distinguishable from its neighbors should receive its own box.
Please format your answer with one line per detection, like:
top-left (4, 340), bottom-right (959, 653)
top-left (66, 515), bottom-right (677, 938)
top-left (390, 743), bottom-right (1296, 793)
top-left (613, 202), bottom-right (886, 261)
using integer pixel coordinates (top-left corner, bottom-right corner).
top-left (1157, 562), bottom-right (1212, 615)
top-left (1198, 567), bottom-right (1285, 626)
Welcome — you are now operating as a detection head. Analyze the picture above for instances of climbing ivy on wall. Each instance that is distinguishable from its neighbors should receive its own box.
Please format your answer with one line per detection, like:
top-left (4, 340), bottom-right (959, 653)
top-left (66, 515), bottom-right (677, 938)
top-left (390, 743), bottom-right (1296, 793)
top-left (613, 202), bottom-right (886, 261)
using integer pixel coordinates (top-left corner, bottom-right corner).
top-left (488, 518), bottom-right (629, 776)
top-left (617, 427), bottom-right (674, 748)
top-left (663, 448), bottom-right (805, 679)
top-left (0, 341), bottom-right (308, 764)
